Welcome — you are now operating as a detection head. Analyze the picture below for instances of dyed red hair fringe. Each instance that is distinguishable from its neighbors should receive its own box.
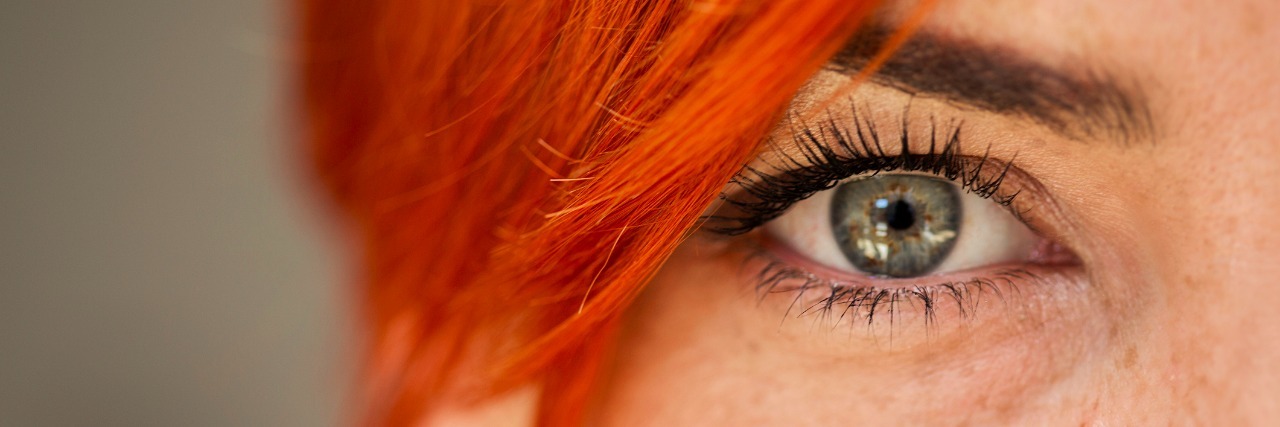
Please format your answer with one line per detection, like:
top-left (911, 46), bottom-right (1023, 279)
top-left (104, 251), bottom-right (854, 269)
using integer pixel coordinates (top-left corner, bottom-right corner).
top-left (298, 0), bottom-right (884, 424)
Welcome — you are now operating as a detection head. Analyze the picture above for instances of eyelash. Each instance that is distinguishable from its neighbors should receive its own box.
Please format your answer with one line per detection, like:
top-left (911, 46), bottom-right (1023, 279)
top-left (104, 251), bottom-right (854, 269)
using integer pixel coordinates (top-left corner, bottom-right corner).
top-left (701, 105), bottom-right (1051, 330)
top-left (746, 246), bottom-right (1047, 330)
top-left (703, 107), bottom-right (1021, 236)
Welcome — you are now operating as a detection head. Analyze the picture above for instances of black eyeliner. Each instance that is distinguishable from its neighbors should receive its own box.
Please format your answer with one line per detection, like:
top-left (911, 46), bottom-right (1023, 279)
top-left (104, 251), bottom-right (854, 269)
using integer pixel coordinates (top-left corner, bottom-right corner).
top-left (703, 104), bottom-right (1019, 236)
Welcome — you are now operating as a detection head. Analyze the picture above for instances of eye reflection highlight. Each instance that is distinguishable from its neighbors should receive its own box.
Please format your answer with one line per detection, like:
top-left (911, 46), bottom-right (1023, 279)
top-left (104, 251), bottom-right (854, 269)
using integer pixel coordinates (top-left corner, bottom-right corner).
top-left (831, 175), bottom-right (962, 277)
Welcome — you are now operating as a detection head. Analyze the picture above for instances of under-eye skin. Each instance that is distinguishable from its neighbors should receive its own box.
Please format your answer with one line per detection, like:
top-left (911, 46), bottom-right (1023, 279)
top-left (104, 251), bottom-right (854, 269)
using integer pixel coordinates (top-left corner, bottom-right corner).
top-left (701, 105), bottom-right (1080, 332)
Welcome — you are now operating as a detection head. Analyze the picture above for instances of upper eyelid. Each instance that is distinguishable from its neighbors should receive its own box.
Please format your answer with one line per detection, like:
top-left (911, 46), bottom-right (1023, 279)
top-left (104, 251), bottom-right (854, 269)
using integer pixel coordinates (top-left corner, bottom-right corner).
top-left (703, 107), bottom-right (1031, 236)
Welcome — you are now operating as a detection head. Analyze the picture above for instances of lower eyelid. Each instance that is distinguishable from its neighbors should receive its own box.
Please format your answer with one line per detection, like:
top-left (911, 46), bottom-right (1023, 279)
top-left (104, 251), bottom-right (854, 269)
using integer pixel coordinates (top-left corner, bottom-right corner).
top-left (741, 232), bottom-right (1084, 337)
top-left (758, 232), bottom-right (867, 282)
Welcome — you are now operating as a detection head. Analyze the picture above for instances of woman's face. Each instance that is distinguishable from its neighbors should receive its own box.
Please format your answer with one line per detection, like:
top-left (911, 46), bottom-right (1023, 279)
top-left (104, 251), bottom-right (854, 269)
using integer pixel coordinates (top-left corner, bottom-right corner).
top-left (593, 0), bottom-right (1280, 424)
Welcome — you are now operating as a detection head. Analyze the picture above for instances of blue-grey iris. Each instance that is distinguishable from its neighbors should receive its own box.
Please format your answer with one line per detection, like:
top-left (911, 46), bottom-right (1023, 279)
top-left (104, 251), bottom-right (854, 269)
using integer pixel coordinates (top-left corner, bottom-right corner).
top-left (829, 175), bottom-right (962, 277)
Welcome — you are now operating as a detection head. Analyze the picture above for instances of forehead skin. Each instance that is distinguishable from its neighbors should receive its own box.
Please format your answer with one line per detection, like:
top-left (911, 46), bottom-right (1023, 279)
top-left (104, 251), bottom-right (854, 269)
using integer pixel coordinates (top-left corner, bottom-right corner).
top-left (581, 0), bottom-right (1280, 425)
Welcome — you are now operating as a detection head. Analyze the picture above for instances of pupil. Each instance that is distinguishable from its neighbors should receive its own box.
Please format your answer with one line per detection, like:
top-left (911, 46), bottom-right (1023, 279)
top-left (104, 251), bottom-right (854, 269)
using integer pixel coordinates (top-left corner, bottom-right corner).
top-left (830, 175), bottom-right (961, 278)
top-left (886, 199), bottom-right (915, 230)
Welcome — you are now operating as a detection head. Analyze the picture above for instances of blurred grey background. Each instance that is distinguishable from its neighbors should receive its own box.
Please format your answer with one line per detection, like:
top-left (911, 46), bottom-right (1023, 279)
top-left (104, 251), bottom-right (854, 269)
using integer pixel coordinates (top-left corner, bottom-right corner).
top-left (1, 1), bottom-right (347, 426)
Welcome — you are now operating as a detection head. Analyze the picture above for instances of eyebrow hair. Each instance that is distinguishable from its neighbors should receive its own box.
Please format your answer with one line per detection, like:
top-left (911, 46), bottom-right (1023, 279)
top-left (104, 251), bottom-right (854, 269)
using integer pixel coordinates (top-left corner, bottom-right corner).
top-left (830, 26), bottom-right (1154, 144)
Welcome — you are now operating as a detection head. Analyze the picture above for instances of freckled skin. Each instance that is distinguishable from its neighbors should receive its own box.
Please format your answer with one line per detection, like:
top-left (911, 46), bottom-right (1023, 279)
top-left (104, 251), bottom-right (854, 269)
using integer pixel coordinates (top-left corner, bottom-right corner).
top-left (588, 0), bottom-right (1280, 425)
top-left (456, 0), bottom-right (1280, 424)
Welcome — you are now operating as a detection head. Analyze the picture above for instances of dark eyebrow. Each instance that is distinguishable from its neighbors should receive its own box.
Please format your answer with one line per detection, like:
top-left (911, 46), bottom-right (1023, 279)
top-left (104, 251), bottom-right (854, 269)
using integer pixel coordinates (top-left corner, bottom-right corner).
top-left (830, 26), bottom-right (1154, 144)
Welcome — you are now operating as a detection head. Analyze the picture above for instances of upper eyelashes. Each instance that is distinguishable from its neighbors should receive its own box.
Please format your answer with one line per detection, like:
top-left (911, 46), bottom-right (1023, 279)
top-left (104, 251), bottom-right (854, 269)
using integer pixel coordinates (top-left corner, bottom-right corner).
top-left (703, 105), bottom-right (1020, 237)
top-left (697, 101), bottom-right (1082, 334)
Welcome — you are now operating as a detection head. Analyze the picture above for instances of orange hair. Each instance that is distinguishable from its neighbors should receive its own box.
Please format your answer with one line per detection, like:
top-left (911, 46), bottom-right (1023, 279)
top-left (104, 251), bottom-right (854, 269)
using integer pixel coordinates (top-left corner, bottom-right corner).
top-left (298, 0), bottom-right (887, 424)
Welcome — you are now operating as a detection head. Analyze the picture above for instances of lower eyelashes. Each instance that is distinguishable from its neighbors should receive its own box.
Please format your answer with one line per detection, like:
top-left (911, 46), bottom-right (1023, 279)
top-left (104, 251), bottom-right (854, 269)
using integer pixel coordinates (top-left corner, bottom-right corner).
top-left (740, 235), bottom-right (1076, 336)
top-left (702, 105), bottom-right (1085, 337)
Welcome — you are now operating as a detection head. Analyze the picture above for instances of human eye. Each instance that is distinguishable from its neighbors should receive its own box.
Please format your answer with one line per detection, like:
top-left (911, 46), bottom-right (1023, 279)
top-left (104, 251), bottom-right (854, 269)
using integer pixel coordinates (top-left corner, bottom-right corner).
top-left (702, 100), bottom-right (1080, 337)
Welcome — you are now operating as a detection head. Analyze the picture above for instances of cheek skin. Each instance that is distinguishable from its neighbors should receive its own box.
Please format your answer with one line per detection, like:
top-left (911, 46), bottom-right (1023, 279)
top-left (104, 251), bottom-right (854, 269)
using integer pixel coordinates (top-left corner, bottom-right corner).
top-left (592, 238), bottom-right (1112, 426)
top-left (585, 0), bottom-right (1280, 423)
